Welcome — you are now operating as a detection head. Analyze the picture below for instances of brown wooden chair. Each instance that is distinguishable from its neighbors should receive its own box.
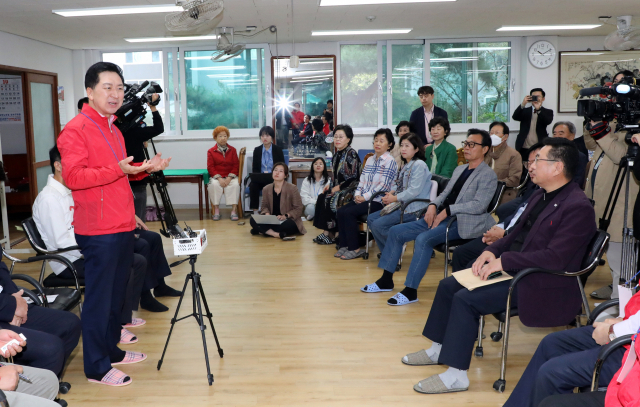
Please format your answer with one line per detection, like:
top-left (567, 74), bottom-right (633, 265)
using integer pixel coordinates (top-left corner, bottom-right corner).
top-left (236, 147), bottom-right (246, 219)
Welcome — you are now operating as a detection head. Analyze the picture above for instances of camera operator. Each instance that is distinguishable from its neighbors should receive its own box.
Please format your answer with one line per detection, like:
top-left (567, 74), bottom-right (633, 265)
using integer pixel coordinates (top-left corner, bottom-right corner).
top-left (119, 93), bottom-right (164, 220)
top-left (584, 70), bottom-right (640, 301)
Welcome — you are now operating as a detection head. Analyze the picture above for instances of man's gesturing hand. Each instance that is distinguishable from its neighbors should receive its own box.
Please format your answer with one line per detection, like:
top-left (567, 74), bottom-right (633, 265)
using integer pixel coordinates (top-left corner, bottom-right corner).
top-left (119, 156), bottom-right (152, 174)
top-left (147, 153), bottom-right (172, 173)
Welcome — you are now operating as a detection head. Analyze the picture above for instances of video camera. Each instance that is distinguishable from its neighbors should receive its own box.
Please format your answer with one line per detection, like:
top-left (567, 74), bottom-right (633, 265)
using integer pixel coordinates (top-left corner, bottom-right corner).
top-left (114, 80), bottom-right (163, 133)
top-left (577, 76), bottom-right (640, 133)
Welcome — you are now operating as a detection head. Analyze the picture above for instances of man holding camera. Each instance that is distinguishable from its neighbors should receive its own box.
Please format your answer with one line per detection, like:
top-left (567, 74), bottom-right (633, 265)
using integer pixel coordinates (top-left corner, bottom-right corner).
top-left (57, 62), bottom-right (169, 386)
top-left (120, 92), bottom-right (164, 220)
top-left (513, 88), bottom-right (554, 161)
top-left (585, 70), bottom-right (640, 301)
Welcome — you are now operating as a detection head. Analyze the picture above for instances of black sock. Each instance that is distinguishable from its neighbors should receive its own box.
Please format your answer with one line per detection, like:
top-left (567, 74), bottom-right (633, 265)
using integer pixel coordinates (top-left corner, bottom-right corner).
top-left (140, 290), bottom-right (169, 312)
top-left (400, 287), bottom-right (418, 301)
top-left (375, 270), bottom-right (394, 290)
top-left (154, 282), bottom-right (181, 297)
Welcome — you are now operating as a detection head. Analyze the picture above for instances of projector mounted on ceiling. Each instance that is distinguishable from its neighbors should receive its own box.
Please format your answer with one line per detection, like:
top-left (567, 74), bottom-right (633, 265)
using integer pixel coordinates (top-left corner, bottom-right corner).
top-left (165, 0), bottom-right (224, 32)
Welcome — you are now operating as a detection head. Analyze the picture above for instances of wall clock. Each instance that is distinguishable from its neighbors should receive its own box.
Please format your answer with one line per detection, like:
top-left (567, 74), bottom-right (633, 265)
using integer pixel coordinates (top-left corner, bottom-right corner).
top-left (528, 40), bottom-right (556, 69)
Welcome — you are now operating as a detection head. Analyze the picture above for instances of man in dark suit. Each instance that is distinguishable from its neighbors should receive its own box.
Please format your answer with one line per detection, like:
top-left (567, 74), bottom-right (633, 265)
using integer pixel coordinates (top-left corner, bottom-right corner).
top-left (401, 138), bottom-right (596, 395)
top-left (552, 121), bottom-right (589, 187)
top-left (409, 86), bottom-right (448, 146)
top-left (0, 262), bottom-right (81, 377)
top-left (250, 126), bottom-right (285, 211)
top-left (513, 88), bottom-right (554, 161)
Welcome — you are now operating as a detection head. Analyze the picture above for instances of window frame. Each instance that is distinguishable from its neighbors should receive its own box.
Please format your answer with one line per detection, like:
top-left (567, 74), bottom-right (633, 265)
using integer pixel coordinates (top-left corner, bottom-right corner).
top-left (102, 44), bottom-right (270, 141)
top-left (338, 37), bottom-right (521, 134)
top-left (425, 36), bottom-right (522, 133)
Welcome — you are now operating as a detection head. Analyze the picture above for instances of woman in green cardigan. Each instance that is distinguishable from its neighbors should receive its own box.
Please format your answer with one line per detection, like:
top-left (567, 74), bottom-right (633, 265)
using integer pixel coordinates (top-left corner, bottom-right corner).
top-left (425, 117), bottom-right (458, 178)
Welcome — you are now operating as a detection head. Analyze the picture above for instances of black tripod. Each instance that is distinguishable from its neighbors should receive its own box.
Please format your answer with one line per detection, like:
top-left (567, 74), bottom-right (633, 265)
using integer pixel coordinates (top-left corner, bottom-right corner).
top-left (599, 137), bottom-right (640, 285)
top-left (144, 139), bottom-right (180, 238)
top-left (157, 255), bottom-right (223, 385)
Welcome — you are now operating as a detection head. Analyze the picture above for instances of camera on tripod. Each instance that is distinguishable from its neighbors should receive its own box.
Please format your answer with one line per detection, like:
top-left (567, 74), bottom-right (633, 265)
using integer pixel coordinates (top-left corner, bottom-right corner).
top-left (577, 76), bottom-right (640, 131)
top-left (115, 80), bottom-right (163, 133)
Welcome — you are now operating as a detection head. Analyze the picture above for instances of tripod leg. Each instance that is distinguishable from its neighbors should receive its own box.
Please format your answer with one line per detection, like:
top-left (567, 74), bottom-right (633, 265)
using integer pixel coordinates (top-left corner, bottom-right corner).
top-left (192, 273), bottom-right (214, 386)
top-left (158, 272), bottom-right (192, 371)
top-left (197, 279), bottom-right (224, 358)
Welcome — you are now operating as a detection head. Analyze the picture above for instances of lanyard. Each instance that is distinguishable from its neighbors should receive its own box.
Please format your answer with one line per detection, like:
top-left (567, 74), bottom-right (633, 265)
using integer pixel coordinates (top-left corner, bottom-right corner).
top-left (81, 113), bottom-right (126, 164)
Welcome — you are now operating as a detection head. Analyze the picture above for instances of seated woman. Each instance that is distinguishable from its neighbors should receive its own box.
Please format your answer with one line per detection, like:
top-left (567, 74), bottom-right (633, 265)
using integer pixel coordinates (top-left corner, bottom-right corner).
top-left (366, 132), bottom-right (432, 257)
top-left (336, 128), bottom-right (399, 260)
top-left (361, 130), bottom-right (496, 305)
top-left (312, 124), bottom-right (361, 244)
top-left (207, 126), bottom-right (240, 221)
top-left (425, 117), bottom-right (458, 178)
top-left (250, 126), bottom-right (285, 212)
top-left (391, 121), bottom-right (414, 168)
top-left (300, 157), bottom-right (331, 221)
top-left (250, 162), bottom-right (306, 240)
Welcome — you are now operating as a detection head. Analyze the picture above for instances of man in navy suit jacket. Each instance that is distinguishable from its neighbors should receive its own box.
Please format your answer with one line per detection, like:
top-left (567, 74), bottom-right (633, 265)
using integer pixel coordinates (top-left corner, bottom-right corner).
top-left (401, 137), bottom-right (596, 395)
top-left (409, 86), bottom-right (448, 146)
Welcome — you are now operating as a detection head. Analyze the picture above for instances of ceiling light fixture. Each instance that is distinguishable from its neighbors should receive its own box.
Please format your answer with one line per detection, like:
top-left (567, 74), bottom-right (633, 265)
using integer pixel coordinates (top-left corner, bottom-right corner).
top-left (125, 35), bottom-right (219, 43)
top-left (190, 66), bottom-right (245, 71)
top-left (444, 47), bottom-right (511, 52)
top-left (561, 52), bottom-right (604, 56)
top-left (53, 4), bottom-right (182, 17)
top-left (185, 55), bottom-right (241, 60)
top-left (496, 24), bottom-right (601, 31)
top-left (312, 29), bottom-right (412, 36)
top-left (290, 78), bottom-right (333, 83)
top-left (299, 61), bottom-right (333, 65)
top-left (320, 0), bottom-right (454, 6)
top-left (206, 74), bottom-right (250, 78)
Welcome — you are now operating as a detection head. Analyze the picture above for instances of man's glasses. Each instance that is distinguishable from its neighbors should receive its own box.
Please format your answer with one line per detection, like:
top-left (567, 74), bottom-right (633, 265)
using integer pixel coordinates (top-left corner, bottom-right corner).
top-left (461, 141), bottom-right (483, 148)
top-left (531, 157), bottom-right (559, 165)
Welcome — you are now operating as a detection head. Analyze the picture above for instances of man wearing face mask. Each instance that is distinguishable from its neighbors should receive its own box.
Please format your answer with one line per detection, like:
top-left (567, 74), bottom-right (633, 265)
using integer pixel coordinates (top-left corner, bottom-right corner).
top-left (485, 122), bottom-right (522, 203)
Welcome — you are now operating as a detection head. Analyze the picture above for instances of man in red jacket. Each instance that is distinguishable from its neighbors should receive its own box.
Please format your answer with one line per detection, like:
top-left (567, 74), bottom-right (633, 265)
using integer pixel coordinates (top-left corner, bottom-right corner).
top-left (57, 62), bottom-right (168, 387)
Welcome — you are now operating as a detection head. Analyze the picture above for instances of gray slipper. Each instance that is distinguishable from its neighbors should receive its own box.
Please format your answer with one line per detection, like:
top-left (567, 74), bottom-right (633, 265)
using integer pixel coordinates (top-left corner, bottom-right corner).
top-left (402, 350), bottom-right (438, 366)
top-left (413, 375), bottom-right (468, 394)
top-left (334, 247), bottom-right (348, 257)
top-left (341, 250), bottom-right (366, 260)
top-left (590, 284), bottom-right (613, 300)
top-left (212, 214), bottom-right (221, 221)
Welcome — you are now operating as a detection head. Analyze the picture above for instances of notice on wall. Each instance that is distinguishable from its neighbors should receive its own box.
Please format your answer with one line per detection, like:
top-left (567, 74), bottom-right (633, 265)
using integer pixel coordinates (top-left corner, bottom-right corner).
top-left (0, 78), bottom-right (23, 123)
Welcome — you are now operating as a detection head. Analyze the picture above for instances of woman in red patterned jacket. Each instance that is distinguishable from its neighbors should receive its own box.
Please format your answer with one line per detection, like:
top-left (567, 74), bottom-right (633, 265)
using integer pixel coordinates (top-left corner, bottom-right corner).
top-left (207, 126), bottom-right (240, 221)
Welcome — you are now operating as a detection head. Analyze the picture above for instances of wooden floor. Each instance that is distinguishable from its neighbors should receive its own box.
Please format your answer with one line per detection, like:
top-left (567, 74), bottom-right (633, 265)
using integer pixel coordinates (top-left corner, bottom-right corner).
top-left (9, 208), bottom-right (611, 406)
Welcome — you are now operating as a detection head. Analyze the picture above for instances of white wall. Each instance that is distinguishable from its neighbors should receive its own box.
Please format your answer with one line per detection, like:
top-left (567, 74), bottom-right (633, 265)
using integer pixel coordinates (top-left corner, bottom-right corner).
top-left (0, 31), bottom-right (77, 125)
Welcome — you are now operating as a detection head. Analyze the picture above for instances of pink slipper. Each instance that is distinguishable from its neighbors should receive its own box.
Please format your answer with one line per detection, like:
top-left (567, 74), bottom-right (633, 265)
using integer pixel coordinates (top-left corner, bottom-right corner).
top-left (120, 328), bottom-right (138, 345)
top-left (112, 351), bottom-right (147, 366)
top-left (87, 368), bottom-right (132, 387)
top-left (122, 318), bottom-right (146, 328)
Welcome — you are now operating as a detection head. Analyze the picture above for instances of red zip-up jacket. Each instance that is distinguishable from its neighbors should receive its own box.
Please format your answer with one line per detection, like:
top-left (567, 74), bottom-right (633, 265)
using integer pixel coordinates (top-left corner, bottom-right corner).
top-left (57, 104), bottom-right (136, 236)
top-left (207, 144), bottom-right (239, 179)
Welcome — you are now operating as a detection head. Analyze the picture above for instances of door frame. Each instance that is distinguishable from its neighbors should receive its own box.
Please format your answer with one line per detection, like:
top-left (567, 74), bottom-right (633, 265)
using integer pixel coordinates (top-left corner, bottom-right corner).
top-left (0, 64), bottom-right (60, 205)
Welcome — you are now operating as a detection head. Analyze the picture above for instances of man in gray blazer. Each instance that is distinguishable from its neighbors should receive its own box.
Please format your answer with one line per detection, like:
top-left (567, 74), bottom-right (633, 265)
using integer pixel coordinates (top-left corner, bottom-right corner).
top-left (361, 129), bottom-right (497, 306)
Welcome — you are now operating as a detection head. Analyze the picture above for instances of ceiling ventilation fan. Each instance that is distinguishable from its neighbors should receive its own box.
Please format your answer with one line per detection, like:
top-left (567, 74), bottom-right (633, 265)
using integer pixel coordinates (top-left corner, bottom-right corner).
top-left (165, 0), bottom-right (224, 32)
top-left (210, 25), bottom-right (277, 62)
top-left (601, 16), bottom-right (640, 51)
